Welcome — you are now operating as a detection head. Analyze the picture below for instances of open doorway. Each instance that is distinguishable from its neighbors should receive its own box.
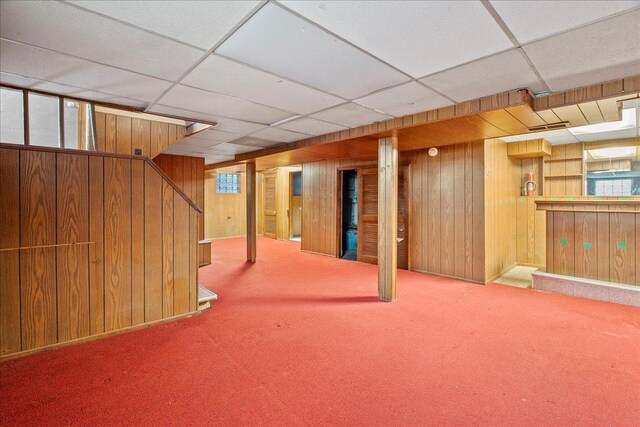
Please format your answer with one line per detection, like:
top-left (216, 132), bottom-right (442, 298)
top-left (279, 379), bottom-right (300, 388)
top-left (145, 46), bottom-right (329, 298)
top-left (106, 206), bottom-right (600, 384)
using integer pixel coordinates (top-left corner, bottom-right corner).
top-left (289, 171), bottom-right (302, 242)
top-left (340, 170), bottom-right (358, 260)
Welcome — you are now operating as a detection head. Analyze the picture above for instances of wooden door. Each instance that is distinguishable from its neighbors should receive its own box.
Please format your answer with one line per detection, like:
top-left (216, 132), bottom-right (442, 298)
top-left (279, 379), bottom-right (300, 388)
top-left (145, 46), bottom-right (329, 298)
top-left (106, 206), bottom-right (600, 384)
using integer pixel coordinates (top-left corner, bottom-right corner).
top-left (289, 172), bottom-right (302, 238)
top-left (357, 166), bottom-right (409, 269)
top-left (263, 172), bottom-right (277, 239)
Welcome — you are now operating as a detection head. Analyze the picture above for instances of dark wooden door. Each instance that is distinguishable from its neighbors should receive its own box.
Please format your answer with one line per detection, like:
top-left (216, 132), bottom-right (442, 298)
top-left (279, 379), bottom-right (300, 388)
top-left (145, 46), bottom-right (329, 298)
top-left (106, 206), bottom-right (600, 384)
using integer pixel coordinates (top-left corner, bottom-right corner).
top-left (357, 166), bottom-right (409, 269)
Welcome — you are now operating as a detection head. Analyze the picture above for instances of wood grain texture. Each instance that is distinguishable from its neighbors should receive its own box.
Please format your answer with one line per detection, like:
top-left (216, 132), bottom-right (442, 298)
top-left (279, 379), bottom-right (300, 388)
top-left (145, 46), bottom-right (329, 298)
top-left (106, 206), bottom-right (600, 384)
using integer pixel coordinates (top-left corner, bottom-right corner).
top-left (131, 159), bottom-right (145, 326)
top-left (173, 195), bottom-right (190, 314)
top-left (190, 209), bottom-right (198, 312)
top-left (0, 148), bottom-right (21, 355)
top-left (88, 156), bottom-right (105, 335)
top-left (378, 136), bottom-right (398, 302)
top-left (246, 162), bottom-right (257, 262)
top-left (104, 157), bottom-right (132, 331)
top-left (132, 118), bottom-right (151, 157)
top-left (144, 163), bottom-right (163, 322)
top-left (56, 153), bottom-right (90, 342)
top-left (116, 115), bottom-right (132, 155)
top-left (20, 150), bottom-right (57, 349)
top-left (162, 180), bottom-right (174, 318)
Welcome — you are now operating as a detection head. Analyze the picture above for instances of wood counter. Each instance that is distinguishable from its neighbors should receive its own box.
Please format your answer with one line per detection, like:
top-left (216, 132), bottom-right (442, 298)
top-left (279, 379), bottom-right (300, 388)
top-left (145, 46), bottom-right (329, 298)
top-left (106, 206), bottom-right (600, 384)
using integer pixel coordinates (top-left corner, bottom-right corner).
top-left (536, 198), bottom-right (639, 285)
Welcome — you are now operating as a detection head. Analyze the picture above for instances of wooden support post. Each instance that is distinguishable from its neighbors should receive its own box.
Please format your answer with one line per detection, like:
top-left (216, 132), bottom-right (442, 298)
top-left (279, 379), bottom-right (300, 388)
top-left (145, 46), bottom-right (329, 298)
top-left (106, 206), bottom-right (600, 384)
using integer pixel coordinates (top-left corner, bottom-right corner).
top-left (246, 161), bottom-right (257, 262)
top-left (378, 131), bottom-right (398, 302)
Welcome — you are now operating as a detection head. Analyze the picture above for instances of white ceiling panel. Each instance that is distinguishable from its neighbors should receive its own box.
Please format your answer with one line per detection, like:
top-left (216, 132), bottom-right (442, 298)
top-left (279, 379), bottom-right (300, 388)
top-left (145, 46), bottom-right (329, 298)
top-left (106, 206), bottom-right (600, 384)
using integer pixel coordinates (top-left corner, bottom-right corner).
top-left (206, 142), bottom-right (263, 155)
top-left (420, 49), bottom-right (546, 101)
top-left (276, 117), bottom-right (347, 136)
top-left (524, 10), bottom-right (640, 91)
top-left (0, 39), bottom-right (171, 102)
top-left (490, 0), bottom-right (639, 44)
top-left (250, 127), bottom-right (309, 143)
top-left (544, 134), bottom-right (580, 145)
top-left (147, 105), bottom-right (268, 135)
top-left (69, 0), bottom-right (260, 50)
top-left (310, 103), bottom-right (393, 127)
top-left (576, 127), bottom-right (638, 142)
top-left (182, 54), bottom-right (344, 114)
top-left (187, 129), bottom-right (241, 144)
top-left (216, 3), bottom-right (410, 99)
top-left (279, 0), bottom-right (514, 78)
top-left (204, 154), bottom-right (235, 165)
top-left (500, 128), bottom-right (575, 143)
top-left (355, 82), bottom-right (453, 117)
top-left (0, 1), bottom-right (203, 81)
top-left (157, 84), bottom-right (293, 124)
top-left (230, 136), bottom-right (285, 148)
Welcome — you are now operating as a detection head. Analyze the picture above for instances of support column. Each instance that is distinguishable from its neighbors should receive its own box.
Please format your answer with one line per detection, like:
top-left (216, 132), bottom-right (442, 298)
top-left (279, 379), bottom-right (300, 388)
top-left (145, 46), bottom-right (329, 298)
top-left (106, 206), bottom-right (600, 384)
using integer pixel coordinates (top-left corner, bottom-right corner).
top-left (378, 131), bottom-right (398, 302)
top-left (246, 161), bottom-right (257, 262)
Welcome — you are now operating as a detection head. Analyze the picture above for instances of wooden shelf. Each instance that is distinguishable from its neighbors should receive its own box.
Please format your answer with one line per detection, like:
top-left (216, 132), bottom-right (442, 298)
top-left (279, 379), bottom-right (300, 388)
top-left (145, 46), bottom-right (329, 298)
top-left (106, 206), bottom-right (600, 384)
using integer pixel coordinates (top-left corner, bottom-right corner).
top-left (544, 174), bottom-right (583, 179)
top-left (544, 157), bottom-right (583, 162)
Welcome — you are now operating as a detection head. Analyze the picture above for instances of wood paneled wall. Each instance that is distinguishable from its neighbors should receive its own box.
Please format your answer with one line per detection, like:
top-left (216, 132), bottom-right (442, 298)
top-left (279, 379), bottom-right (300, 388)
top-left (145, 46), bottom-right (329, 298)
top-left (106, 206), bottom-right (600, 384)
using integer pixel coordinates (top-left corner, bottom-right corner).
top-left (541, 203), bottom-right (639, 285)
top-left (205, 172), bottom-right (247, 239)
top-left (484, 139), bottom-right (521, 282)
top-left (154, 154), bottom-right (204, 240)
top-left (95, 112), bottom-right (187, 158)
top-left (0, 144), bottom-right (199, 358)
top-left (543, 142), bottom-right (584, 197)
top-left (515, 157), bottom-right (546, 266)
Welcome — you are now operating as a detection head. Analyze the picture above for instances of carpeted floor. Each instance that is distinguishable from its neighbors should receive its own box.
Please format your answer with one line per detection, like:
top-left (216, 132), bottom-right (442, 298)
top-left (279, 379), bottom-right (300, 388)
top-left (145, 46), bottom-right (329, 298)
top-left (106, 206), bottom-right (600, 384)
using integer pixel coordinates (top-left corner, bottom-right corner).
top-left (1, 237), bottom-right (639, 426)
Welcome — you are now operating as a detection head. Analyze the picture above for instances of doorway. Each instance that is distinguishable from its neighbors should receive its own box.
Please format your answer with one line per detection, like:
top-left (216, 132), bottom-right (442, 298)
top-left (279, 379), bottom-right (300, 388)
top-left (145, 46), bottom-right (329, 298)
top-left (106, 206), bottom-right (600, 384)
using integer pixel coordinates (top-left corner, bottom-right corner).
top-left (289, 171), bottom-right (302, 242)
top-left (340, 170), bottom-right (358, 260)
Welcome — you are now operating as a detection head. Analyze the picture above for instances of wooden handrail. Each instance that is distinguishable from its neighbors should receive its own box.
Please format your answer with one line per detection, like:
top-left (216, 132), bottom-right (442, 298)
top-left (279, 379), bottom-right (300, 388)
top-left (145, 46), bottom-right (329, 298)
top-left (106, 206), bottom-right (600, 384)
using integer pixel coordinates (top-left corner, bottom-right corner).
top-left (0, 142), bottom-right (202, 213)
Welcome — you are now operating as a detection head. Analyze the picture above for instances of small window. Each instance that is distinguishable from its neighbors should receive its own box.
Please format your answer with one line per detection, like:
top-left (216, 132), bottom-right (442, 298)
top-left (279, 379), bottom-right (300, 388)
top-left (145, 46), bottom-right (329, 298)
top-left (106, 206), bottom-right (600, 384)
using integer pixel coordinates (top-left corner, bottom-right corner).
top-left (594, 178), bottom-right (632, 196)
top-left (292, 172), bottom-right (302, 196)
top-left (63, 99), bottom-right (93, 150)
top-left (216, 173), bottom-right (241, 194)
top-left (29, 92), bottom-right (60, 148)
top-left (0, 87), bottom-right (25, 145)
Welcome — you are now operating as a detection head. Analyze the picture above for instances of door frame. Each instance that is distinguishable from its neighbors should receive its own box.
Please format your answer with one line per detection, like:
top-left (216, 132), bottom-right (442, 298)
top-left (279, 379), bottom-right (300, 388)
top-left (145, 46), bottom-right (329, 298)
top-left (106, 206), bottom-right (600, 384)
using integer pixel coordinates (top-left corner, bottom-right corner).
top-left (262, 170), bottom-right (277, 239)
top-left (288, 170), bottom-right (302, 240)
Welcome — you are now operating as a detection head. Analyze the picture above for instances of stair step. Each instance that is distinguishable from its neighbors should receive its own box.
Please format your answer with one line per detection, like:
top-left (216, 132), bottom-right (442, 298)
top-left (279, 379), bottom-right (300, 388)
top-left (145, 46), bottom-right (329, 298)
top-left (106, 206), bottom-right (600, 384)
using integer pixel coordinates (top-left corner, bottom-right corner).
top-left (198, 286), bottom-right (217, 304)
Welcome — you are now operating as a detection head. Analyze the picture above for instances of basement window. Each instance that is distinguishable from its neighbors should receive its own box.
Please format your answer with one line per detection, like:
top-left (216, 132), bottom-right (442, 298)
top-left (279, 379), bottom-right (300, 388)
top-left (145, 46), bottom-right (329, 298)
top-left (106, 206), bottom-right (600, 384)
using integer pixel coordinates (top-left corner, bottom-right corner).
top-left (0, 86), bottom-right (24, 144)
top-left (216, 173), bottom-right (240, 194)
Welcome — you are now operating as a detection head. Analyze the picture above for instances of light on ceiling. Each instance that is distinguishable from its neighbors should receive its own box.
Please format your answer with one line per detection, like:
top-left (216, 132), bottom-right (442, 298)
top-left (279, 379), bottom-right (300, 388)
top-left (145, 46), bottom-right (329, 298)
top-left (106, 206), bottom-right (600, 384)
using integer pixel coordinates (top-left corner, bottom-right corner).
top-left (588, 146), bottom-right (637, 160)
top-left (568, 107), bottom-right (636, 135)
top-left (270, 114), bottom-right (302, 127)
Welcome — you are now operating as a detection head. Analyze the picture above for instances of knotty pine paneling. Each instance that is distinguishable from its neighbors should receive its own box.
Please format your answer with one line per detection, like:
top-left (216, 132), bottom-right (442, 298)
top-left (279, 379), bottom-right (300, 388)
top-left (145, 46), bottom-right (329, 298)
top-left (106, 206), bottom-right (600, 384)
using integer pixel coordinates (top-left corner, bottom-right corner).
top-left (0, 144), bottom-right (200, 359)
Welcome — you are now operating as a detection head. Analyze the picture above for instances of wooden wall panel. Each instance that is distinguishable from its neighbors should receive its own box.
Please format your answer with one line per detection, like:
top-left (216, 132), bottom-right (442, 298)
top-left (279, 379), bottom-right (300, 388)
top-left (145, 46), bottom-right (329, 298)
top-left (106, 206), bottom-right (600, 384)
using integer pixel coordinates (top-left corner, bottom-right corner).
top-left (0, 148), bottom-right (21, 356)
top-left (116, 116), bottom-right (132, 155)
top-left (56, 153), bottom-right (90, 342)
top-left (131, 160), bottom-right (145, 326)
top-left (0, 144), bottom-right (201, 359)
top-left (88, 156), bottom-right (105, 334)
top-left (205, 172), bottom-right (247, 239)
top-left (144, 163), bottom-right (163, 322)
top-left (20, 150), bottom-right (57, 350)
top-left (151, 122), bottom-right (168, 159)
top-left (162, 181), bottom-right (174, 318)
top-left (104, 157), bottom-right (132, 332)
top-left (132, 118), bottom-right (151, 157)
top-left (610, 210), bottom-right (635, 284)
top-left (574, 211), bottom-right (598, 280)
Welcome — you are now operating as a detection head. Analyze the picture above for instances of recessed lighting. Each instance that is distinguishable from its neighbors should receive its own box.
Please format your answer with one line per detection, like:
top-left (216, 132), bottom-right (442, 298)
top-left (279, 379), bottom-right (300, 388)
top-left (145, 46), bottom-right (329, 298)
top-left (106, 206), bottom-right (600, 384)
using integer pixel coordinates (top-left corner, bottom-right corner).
top-left (270, 115), bottom-right (302, 127)
top-left (568, 107), bottom-right (636, 135)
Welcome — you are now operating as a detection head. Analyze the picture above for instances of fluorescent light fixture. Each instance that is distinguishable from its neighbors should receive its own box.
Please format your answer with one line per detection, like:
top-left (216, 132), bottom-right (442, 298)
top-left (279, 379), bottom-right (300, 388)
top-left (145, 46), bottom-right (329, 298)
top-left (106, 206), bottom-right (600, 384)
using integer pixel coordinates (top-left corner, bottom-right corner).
top-left (589, 146), bottom-right (637, 160)
top-left (269, 114), bottom-right (302, 127)
top-left (569, 107), bottom-right (636, 135)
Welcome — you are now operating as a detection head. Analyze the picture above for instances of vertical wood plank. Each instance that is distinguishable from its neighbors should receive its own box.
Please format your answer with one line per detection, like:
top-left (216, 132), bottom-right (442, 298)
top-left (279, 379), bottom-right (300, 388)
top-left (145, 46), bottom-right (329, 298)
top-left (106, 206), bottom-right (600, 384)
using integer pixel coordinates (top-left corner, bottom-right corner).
top-left (56, 153), bottom-right (90, 342)
top-left (426, 143), bottom-right (441, 273)
top-left (132, 118), bottom-right (151, 157)
top-left (20, 150), bottom-right (57, 350)
top-left (440, 146), bottom-right (454, 276)
top-left (596, 208), bottom-right (610, 281)
top-left (94, 112), bottom-right (106, 153)
top-left (104, 157), bottom-right (132, 331)
top-left (105, 114), bottom-right (117, 154)
top-left (88, 156), bottom-right (104, 334)
top-left (162, 180), bottom-right (174, 317)
top-left (574, 211), bottom-right (598, 280)
top-left (610, 211), bottom-right (635, 284)
top-left (144, 163), bottom-right (163, 321)
top-left (131, 159), bottom-right (145, 325)
top-left (471, 141), bottom-right (485, 282)
top-left (189, 209), bottom-right (198, 312)
top-left (247, 161), bottom-right (257, 262)
top-left (173, 195), bottom-right (190, 315)
top-left (553, 211), bottom-right (575, 276)
top-left (0, 148), bottom-right (21, 355)
top-left (464, 142), bottom-right (473, 279)
top-left (378, 135), bottom-right (398, 302)
top-left (453, 144), bottom-right (465, 278)
top-left (116, 116), bottom-right (132, 155)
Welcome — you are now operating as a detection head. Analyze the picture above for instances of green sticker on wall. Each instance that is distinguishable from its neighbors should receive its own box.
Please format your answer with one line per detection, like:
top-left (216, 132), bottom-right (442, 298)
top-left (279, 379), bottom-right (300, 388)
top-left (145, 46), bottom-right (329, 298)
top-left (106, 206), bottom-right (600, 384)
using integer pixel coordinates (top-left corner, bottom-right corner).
top-left (583, 242), bottom-right (592, 250)
top-left (617, 241), bottom-right (628, 249)
top-left (560, 239), bottom-right (568, 246)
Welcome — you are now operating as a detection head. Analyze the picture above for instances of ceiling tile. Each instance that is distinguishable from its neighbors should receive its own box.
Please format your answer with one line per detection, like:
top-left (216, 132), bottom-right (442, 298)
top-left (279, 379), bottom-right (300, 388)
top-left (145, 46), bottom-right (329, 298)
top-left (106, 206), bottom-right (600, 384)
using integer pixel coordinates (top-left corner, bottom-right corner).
top-left (420, 49), bottom-right (546, 101)
top-left (310, 103), bottom-right (393, 127)
top-left (148, 105), bottom-right (267, 135)
top-left (490, 0), bottom-right (639, 44)
top-left (544, 134), bottom-right (581, 145)
top-left (230, 136), bottom-right (284, 148)
top-left (182, 54), bottom-right (344, 114)
top-left (207, 142), bottom-right (262, 155)
top-left (0, 1), bottom-right (203, 80)
top-left (69, 1), bottom-right (260, 50)
top-left (187, 129), bottom-right (241, 143)
top-left (524, 10), bottom-right (640, 91)
top-left (0, 39), bottom-right (171, 102)
top-left (576, 127), bottom-right (638, 142)
top-left (276, 117), bottom-right (347, 136)
top-left (250, 127), bottom-right (309, 143)
top-left (354, 82), bottom-right (453, 117)
top-left (280, 1), bottom-right (514, 78)
top-left (216, 3), bottom-right (410, 99)
top-left (204, 154), bottom-right (235, 165)
top-left (157, 84), bottom-right (293, 124)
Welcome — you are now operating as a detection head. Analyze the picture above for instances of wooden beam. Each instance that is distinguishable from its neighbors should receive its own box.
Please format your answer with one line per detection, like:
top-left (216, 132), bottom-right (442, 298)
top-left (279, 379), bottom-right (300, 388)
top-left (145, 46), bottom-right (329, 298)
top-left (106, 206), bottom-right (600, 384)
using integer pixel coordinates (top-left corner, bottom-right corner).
top-left (246, 161), bottom-right (257, 262)
top-left (378, 132), bottom-right (398, 302)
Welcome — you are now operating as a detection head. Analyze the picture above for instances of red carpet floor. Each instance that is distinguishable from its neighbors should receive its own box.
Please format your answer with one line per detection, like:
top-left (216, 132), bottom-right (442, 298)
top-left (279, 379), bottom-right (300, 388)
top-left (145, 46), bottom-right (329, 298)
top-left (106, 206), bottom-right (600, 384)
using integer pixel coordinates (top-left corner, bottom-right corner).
top-left (1, 237), bottom-right (639, 426)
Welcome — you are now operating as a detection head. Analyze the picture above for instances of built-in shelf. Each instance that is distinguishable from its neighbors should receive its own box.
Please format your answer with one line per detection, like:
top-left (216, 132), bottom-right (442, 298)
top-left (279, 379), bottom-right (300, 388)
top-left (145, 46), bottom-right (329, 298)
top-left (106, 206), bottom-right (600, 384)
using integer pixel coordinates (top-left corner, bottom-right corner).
top-left (544, 157), bottom-right (583, 162)
top-left (544, 174), bottom-right (584, 179)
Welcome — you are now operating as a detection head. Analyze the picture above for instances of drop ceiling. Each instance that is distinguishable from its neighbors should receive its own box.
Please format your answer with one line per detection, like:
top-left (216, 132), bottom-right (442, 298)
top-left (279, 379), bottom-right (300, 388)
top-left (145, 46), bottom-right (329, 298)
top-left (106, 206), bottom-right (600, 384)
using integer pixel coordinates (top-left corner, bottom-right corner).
top-left (1, 0), bottom-right (638, 164)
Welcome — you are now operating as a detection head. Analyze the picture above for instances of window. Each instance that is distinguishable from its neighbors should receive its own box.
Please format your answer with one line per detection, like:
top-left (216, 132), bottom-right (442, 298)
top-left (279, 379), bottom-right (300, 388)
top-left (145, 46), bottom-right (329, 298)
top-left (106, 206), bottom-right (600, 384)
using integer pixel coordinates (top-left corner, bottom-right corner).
top-left (216, 173), bottom-right (240, 194)
top-left (594, 178), bottom-right (633, 196)
top-left (29, 92), bottom-right (60, 148)
top-left (0, 87), bottom-right (24, 144)
top-left (292, 172), bottom-right (302, 196)
top-left (63, 99), bottom-right (93, 150)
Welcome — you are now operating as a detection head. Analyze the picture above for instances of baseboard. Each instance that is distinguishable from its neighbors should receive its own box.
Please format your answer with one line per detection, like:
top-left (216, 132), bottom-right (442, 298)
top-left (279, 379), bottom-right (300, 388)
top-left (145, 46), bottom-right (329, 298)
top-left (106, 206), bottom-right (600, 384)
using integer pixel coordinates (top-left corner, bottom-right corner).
top-left (411, 268), bottom-right (485, 285)
top-left (484, 263), bottom-right (518, 284)
top-left (0, 311), bottom-right (200, 362)
top-left (516, 262), bottom-right (545, 268)
top-left (301, 249), bottom-right (337, 258)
